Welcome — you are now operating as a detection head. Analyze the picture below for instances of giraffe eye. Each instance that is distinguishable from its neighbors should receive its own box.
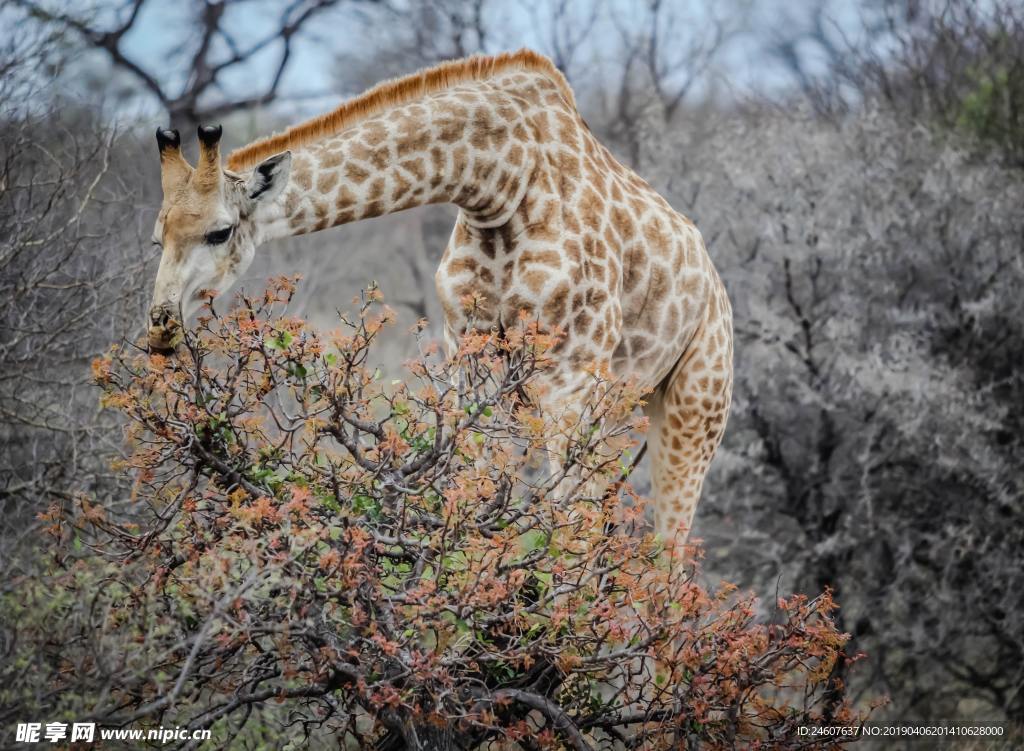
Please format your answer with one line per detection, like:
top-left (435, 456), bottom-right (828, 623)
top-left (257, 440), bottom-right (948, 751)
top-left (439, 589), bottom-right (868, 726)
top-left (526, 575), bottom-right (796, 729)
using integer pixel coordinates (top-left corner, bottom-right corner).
top-left (204, 226), bottom-right (233, 245)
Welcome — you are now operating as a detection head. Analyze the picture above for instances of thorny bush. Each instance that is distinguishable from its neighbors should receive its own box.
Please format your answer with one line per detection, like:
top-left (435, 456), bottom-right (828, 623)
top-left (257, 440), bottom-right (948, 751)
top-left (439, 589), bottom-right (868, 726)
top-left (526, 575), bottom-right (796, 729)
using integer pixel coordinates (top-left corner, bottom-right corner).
top-left (26, 279), bottom-right (863, 749)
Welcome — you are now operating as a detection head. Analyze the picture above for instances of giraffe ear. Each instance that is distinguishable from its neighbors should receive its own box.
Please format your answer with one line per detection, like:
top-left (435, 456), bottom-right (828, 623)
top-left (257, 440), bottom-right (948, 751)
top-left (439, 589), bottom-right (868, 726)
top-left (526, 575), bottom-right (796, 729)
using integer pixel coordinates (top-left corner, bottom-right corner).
top-left (244, 151), bottom-right (291, 210)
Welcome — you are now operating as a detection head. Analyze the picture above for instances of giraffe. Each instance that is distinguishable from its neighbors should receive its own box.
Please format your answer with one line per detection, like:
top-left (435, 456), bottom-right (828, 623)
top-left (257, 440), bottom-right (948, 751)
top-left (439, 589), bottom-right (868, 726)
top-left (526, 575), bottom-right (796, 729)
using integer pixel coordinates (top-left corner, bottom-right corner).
top-left (146, 49), bottom-right (732, 540)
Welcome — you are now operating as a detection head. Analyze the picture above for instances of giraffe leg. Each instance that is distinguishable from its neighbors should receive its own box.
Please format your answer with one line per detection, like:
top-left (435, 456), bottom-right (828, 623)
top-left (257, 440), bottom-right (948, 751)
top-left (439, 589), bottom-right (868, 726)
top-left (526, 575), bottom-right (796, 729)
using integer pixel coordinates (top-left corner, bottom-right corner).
top-left (644, 305), bottom-right (733, 545)
top-left (540, 382), bottom-right (597, 501)
top-left (539, 373), bottom-right (620, 507)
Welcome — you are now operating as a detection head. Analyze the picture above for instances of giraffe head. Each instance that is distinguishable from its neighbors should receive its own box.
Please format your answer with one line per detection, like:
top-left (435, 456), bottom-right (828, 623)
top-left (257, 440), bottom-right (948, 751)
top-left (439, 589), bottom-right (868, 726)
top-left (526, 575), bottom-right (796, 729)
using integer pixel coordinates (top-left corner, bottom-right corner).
top-left (148, 125), bottom-right (291, 353)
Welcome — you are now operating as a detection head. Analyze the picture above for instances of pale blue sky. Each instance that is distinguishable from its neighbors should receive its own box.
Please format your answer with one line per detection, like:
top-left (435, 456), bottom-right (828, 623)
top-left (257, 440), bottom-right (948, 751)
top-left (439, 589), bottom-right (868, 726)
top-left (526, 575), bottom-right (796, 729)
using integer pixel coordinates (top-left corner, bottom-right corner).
top-left (14, 0), bottom-right (877, 125)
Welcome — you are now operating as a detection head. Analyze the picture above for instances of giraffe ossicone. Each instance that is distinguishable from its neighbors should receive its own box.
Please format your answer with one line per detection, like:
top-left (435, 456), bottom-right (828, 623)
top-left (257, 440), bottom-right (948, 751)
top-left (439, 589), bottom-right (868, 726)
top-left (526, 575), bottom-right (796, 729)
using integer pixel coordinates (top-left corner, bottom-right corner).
top-left (146, 49), bottom-right (733, 540)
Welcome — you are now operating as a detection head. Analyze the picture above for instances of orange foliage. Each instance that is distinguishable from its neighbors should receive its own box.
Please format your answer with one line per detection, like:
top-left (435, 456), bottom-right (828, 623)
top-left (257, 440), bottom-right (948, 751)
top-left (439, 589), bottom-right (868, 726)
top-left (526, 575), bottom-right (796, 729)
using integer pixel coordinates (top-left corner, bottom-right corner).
top-left (72, 279), bottom-right (866, 748)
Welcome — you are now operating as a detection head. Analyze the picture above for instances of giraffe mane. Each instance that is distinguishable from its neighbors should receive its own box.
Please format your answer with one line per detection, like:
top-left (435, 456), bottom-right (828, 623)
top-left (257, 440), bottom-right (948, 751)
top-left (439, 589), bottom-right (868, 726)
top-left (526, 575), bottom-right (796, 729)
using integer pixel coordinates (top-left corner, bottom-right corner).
top-left (226, 48), bottom-right (574, 172)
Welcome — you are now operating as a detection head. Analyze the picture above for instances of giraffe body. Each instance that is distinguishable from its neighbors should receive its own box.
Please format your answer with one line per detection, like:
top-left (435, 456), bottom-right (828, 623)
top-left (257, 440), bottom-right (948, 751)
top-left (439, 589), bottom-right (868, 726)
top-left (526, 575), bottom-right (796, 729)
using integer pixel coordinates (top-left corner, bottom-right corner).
top-left (148, 50), bottom-right (732, 538)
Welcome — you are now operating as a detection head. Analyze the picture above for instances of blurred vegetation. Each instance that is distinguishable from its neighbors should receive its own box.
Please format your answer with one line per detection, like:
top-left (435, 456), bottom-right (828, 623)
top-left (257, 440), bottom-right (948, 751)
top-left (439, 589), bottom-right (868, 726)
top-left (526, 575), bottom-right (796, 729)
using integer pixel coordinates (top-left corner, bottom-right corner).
top-left (807, 0), bottom-right (1024, 166)
top-left (956, 61), bottom-right (1024, 161)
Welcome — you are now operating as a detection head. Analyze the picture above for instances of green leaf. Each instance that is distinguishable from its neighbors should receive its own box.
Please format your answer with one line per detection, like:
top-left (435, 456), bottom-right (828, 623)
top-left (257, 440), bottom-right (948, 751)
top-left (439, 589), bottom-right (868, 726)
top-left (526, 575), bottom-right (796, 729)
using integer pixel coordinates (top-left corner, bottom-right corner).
top-left (521, 529), bottom-right (548, 555)
top-left (266, 330), bottom-right (294, 351)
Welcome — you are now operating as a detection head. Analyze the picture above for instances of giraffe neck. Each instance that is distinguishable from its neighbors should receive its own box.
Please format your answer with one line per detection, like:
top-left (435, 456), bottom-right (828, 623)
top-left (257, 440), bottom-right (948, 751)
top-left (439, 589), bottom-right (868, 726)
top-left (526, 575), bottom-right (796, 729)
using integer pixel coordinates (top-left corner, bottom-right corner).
top-left (256, 93), bottom-right (535, 242)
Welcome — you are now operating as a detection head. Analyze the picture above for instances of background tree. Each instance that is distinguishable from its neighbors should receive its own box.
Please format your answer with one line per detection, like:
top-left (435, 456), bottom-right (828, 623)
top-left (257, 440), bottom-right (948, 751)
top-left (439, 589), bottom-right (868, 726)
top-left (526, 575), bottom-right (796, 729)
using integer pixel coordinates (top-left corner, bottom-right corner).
top-left (11, 0), bottom-right (369, 129)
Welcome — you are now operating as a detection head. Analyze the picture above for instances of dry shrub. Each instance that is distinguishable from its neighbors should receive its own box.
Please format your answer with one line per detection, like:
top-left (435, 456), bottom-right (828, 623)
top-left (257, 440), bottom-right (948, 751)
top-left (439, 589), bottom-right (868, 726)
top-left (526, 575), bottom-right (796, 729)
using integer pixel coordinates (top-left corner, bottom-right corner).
top-left (6, 280), bottom-right (865, 749)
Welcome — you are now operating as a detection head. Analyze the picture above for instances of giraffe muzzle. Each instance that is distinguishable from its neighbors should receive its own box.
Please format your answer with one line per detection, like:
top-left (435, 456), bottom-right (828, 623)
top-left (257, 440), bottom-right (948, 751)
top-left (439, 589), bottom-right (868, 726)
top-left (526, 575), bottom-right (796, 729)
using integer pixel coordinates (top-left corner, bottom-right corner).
top-left (147, 305), bottom-right (184, 354)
